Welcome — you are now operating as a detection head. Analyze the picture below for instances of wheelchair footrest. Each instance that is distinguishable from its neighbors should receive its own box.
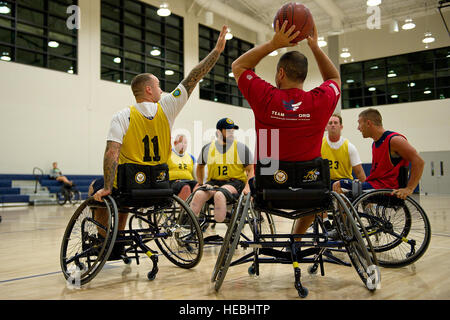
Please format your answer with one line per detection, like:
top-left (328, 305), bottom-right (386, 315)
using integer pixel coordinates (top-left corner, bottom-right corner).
top-left (259, 247), bottom-right (321, 261)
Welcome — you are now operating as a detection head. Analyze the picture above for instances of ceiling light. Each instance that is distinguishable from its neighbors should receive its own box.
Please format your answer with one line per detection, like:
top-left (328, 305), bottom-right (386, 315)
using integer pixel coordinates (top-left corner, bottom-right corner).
top-left (157, 3), bottom-right (171, 17)
top-left (228, 72), bottom-right (234, 77)
top-left (387, 70), bottom-right (397, 78)
top-left (225, 29), bottom-right (233, 40)
top-left (0, 4), bottom-right (10, 14)
top-left (150, 47), bottom-right (161, 56)
top-left (424, 89), bottom-right (431, 94)
top-left (368, 87), bottom-right (376, 92)
top-left (67, 67), bottom-right (74, 74)
top-left (1, 52), bottom-right (11, 61)
top-left (340, 48), bottom-right (351, 58)
top-left (422, 32), bottom-right (435, 44)
top-left (318, 36), bottom-right (327, 47)
top-left (391, 94), bottom-right (398, 98)
top-left (409, 82), bottom-right (415, 87)
top-left (346, 79), bottom-right (355, 83)
top-left (165, 70), bottom-right (174, 76)
top-left (367, 0), bottom-right (381, 6)
top-left (269, 50), bottom-right (278, 56)
top-left (48, 41), bottom-right (60, 48)
top-left (402, 18), bottom-right (415, 30)
top-left (370, 65), bottom-right (379, 69)
top-left (113, 57), bottom-right (121, 64)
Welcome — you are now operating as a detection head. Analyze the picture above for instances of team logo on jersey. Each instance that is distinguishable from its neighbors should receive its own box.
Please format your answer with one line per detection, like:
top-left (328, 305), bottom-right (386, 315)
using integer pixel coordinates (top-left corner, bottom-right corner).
top-left (156, 171), bottom-right (167, 182)
top-left (303, 169), bottom-right (320, 182)
top-left (135, 172), bottom-right (146, 184)
top-left (172, 88), bottom-right (181, 98)
top-left (274, 170), bottom-right (288, 184)
top-left (282, 99), bottom-right (302, 111)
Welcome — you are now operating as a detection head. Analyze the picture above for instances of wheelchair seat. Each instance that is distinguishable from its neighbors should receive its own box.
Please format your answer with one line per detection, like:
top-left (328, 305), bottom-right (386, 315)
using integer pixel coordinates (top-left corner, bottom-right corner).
top-left (253, 157), bottom-right (332, 218)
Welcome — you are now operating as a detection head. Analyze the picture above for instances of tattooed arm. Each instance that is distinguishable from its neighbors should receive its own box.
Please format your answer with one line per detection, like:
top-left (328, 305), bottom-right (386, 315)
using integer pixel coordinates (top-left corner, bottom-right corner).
top-left (181, 25), bottom-right (228, 96)
top-left (93, 141), bottom-right (121, 202)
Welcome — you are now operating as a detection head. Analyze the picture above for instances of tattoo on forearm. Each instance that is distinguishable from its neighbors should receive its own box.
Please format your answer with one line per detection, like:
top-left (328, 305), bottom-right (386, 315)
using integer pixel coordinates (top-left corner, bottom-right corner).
top-left (103, 142), bottom-right (121, 191)
top-left (181, 50), bottom-right (220, 96)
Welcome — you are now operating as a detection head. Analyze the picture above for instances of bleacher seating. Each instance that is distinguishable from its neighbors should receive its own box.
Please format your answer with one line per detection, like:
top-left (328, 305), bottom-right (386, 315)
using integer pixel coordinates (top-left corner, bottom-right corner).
top-left (0, 173), bottom-right (102, 205)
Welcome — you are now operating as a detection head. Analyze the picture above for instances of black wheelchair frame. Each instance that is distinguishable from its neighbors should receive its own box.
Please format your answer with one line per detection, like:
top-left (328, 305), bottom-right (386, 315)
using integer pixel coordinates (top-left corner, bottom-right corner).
top-left (57, 184), bottom-right (81, 205)
top-left (60, 189), bottom-right (204, 286)
top-left (185, 185), bottom-right (276, 245)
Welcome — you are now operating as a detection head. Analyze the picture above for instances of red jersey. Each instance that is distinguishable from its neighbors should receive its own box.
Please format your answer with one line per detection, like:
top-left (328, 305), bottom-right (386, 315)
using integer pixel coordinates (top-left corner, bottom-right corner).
top-left (238, 70), bottom-right (340, 162)
top-left (366, 131), bottom-right (410, 189)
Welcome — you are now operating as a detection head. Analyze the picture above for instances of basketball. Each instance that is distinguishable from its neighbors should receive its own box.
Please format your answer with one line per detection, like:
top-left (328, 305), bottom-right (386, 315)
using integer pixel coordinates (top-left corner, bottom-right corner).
top-left (273, 2), bottom-right (314, 43)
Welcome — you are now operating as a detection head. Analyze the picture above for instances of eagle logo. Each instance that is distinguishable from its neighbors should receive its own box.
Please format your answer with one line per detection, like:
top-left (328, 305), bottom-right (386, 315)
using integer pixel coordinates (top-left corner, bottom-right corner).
top-left (303, 169), bottom-right (320, 182)
top-left (274, 170), bottom-right (288, 184)
top-left (282, 100), bottom-right (302, 111)
top-left (135, 172), bottom-right (146, 184)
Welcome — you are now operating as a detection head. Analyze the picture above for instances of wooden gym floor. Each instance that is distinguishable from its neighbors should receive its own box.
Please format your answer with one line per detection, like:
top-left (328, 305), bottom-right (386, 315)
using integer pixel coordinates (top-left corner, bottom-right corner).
top-left (0, 194), bottom-right (449, 300)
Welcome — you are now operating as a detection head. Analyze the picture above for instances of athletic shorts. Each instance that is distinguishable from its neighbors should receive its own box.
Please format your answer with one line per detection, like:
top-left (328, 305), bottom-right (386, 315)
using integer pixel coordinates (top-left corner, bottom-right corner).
top-left (205, 179), bottom-right (245, 195)
top-left (339, 179), bottom-right (374, 191)
top-left (169, 179), bottom-right (198, 195)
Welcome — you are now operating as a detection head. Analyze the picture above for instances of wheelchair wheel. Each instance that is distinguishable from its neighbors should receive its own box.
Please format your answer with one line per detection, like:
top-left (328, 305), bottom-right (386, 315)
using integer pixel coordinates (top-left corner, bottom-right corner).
top-left (60, 196), bottom-right (118, 286)
top-left (352, 190), bottom-right (431, 268)
top-left (212, 193), bottom-right (251, 292)
top-left (331, 192), bottom-right (379, 291)
top-left (152, 195), bottom-right (204, 269)
top-left (57, 189), bottom-right (68, 205)
top-left (69, 189), bottom-right (82, 205)
top-left (248, 201), bottom-right (276, 240)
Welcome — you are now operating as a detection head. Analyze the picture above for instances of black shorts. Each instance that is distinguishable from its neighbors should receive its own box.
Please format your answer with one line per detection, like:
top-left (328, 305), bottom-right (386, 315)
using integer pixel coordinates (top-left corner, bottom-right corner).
top-left (170, 179), bottom-right (198, 195)
top-left (205, 179), bottom-right (245, 195)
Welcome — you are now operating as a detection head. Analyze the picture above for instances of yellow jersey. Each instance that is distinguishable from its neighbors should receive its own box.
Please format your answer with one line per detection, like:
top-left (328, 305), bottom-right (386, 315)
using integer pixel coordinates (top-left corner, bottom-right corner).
top-left (114, 104), bottom-right (171, 188)
top-left (206, 140), bottom-right (248, 183)
top-left (321, 137), bottom-right (353, 180)
top-left (167, 150), bottom-right (195, 181)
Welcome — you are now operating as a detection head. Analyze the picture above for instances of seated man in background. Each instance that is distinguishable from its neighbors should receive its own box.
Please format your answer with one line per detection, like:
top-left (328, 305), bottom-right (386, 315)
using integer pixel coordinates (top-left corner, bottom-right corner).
top-left (167, 134), bottom-right (198, 200)
top-left (189, 118), bottom-right (254, 224)
top-left (50, 161), bottom-right (74, 187)
top-left (333, 108), bottom-right (424, 200)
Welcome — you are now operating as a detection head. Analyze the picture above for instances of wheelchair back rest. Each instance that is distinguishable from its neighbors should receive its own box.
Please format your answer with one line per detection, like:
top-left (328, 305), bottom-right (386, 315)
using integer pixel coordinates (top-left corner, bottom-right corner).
top-left (254, 158), bottom-right (331, 210)
top-left (116, 163), bottom-right (173, 207)
top-left (398, 166), bottom-right (409, 189)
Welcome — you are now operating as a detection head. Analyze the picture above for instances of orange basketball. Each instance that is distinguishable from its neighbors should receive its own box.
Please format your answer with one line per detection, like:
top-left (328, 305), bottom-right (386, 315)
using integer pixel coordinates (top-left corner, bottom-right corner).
top-left (273, 2), bottom-right (314, 43)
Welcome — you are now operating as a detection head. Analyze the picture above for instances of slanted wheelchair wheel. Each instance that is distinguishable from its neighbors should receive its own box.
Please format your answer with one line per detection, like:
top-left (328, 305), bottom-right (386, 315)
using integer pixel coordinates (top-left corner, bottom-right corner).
top-left (57, 189), bottom-right (68, 205)
top-left (69, 189), bottom-right (82, 205)
top-left (352, 190), bottom-right (431, 268)
top-left (60, 196), bottom-right (118, 286)
top-left (152, 195), bottom-right (204, 269)
top-left (331, 192), bottom-right (379, 292)
top-left (248, 201), bottom-right (276, 241)
top-left (213, 193), bottom-right (251, 292)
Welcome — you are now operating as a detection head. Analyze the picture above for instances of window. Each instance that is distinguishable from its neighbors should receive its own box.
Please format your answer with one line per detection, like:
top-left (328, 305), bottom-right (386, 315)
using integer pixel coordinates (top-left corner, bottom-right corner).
top-left (0, 0), bottom-right (78, 73)
top-left (341, 46), bottom-right (450, 109)
top-left (101, 0), bottom-right (184, 91)
top-left (199, 24), bottom-right (253, 108)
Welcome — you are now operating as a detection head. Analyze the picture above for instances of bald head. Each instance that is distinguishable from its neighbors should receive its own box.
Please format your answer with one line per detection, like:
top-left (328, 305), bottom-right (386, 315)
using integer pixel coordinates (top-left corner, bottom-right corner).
top-left (131, 73), bottom-right (153, 98)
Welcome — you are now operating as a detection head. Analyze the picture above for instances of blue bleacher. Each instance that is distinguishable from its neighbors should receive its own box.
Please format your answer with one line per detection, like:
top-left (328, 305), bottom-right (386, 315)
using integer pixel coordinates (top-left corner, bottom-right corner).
top-left (0, 173), bottom-right (102, 204)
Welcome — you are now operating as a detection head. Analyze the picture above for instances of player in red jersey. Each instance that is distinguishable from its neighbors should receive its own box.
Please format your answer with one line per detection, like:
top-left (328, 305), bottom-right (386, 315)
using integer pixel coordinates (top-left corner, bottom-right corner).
top-left (231, 18), bottom-right (341, 237)
top-left (333, 108), bottom-right (424, 200)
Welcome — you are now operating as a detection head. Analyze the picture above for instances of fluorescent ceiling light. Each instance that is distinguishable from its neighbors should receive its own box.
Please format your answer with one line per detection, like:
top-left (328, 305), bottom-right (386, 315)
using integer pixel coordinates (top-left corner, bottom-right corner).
top-left (422, 32), bottom-right (435, 44)
top-left (370, 65), bottom-right (379, 70)
top-left (387, 70), bottom-right (397, 78)
top-left (48, 41), bottom-right (60, 48)
top-left (368, 87), bottom-right (376, 92)
top-left (113, 57), bottom-right (121, 64)
top-left (228, 72), bottom-right (234, 78)
top-left (318, 36), bottom-right (327, 48)
top-left (346, 79), bottom-right (355, 83)
top-left (391, 94), bottom-right (398, 98)
top-left (157, 3), bottom-right (171, 17)
top-left (165, 70), bottom-right (174, 76)
top-left (225, 29), bottom-right (233, 40)
top-left (367, 0), bottom-right (381, 6)
top-left (402, 18), bottom-right (415, 30)
top-left (408, 82), bottom-right (415, 87)
top-left (150, 48), bottom-right (161, 56)
top-left (0, 4), bottom-right (10, 14)
top-left (424, 90), bottom-right (431, 94)
top-left (1, 52), bottom-right (11, 61)
top-left (340, 48), bottom-right (351, 58)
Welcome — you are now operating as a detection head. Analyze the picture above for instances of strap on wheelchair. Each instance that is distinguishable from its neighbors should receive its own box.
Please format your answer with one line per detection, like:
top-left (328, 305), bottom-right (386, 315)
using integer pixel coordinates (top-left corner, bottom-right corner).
top-left (215, 187), bottom-right (238, 203)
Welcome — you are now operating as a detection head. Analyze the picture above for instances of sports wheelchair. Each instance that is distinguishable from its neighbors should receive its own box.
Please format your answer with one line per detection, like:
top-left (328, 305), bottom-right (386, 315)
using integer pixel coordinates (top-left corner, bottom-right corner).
top-left (57, 184), bottom-right (82, 205)
top-left (212, 158), bottom-right (379, 298)
top-left (60, 164), bottom-right (204, 286)
top-left (185, 184), bottom-right (276, 245)
top-left (349, 167), bottom-right (431, 268)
